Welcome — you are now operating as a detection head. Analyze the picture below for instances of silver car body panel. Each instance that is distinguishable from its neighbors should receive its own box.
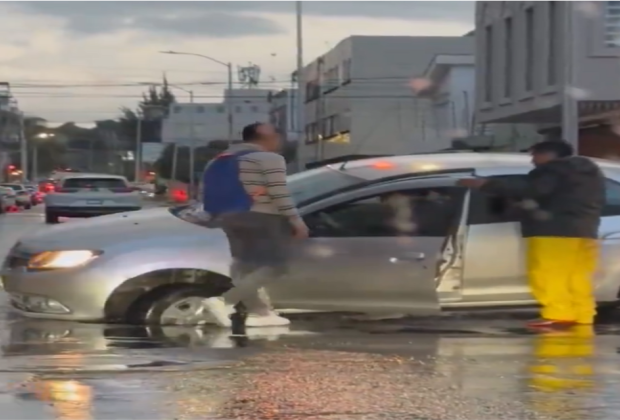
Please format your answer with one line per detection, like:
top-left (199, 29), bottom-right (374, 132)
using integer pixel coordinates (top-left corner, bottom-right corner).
top-left (2, 153), bottom-right (620, 321)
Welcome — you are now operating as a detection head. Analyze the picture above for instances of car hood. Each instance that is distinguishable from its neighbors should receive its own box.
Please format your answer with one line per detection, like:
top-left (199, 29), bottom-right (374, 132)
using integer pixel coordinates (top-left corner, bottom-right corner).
top-left (18, 207), bottom-right (224, 251)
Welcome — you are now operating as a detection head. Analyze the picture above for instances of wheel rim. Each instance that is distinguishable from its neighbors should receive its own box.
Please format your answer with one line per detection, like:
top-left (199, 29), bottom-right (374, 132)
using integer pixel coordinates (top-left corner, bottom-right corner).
top-left (160, 297), bottom-right (213, 325)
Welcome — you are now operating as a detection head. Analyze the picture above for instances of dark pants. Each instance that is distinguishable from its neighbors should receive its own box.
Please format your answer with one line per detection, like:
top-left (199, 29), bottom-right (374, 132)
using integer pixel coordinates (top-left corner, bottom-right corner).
top-left (218, 212), bottom-right (293, 314)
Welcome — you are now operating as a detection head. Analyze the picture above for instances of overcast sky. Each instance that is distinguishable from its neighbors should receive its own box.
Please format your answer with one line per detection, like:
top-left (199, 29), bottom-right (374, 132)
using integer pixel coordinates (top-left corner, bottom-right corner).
top-left (0, 1), bottom-right (474, 125)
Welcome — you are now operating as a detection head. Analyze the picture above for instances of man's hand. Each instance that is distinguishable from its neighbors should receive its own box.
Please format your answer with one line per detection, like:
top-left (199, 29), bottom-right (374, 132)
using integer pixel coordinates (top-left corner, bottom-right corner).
top-left (291, 218), bottom-right (310, 240)
top-left (457, 178), bottom-right (488, 189)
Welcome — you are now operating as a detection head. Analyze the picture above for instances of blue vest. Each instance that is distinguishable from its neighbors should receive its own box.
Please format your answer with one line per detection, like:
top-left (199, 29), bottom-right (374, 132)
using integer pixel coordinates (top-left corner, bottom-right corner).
top-left (202, 150), bottom-right (258, 215)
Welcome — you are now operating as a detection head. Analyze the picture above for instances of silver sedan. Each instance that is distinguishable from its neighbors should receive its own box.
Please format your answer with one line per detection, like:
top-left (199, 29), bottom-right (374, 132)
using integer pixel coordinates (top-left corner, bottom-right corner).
top-left (2, 153), bottom-right (620, 324)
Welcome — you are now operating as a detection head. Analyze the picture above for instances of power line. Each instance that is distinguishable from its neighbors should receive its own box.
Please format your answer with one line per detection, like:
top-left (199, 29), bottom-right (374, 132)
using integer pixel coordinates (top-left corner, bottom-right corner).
top-left (7, 75), bottom-right (420, 89)
top-left (15, 94), bottom-right (423, 100)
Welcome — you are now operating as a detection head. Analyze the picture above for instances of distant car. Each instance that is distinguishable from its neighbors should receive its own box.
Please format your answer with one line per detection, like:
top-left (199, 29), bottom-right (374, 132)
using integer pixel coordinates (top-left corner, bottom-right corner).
top-left (24, 185), bottom-right (43, 205)
top-left (0, 187), bottom-right (17, 214)
top-left (43, 174), bottom-right (142, 224)
top-left (0, 184), bottom-right (32, 210)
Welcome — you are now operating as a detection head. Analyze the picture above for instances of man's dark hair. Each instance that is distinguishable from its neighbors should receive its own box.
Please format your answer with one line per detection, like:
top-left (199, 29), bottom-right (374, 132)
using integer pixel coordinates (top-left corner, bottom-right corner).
top-left (242, 122), bottom-right (264, 142)
top-left (529, 140), bottom-right (574, 158)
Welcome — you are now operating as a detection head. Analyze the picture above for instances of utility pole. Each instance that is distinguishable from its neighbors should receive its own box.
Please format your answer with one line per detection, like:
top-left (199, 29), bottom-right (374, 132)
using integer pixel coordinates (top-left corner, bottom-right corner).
top-left (18, 112), bottom-right (27, 182)
top-left (134, 116), bottom-right (142, 182)
top-left (316, 56), bottom-right (325, 162)
top-left (171, 89), bottom-right (193, 183)
top-left (188, 103), bottom-right (197, 199)
top-left (561, 1), bottom-right (579, 151)
top-left (295, 0), bottom-right (305, 172)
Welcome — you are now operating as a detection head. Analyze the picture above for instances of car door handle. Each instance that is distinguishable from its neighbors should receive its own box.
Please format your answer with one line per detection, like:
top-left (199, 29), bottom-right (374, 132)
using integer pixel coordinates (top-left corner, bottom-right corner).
top-left (397, 252), bottom-right (426, 261)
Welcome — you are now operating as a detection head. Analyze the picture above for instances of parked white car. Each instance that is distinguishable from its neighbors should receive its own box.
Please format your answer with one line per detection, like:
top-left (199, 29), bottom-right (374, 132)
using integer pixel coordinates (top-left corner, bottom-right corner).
top-left (0, 187), bottom-right (17, 213)
top-left (44, 174), bottom-right (142, 224)
top-left (0, 183), bottom-right (32, 209)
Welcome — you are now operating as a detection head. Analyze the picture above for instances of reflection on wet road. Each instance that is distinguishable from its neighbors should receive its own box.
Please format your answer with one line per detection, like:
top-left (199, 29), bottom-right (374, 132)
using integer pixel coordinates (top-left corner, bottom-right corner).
top-left (2, 209), bottom-right (620, 419)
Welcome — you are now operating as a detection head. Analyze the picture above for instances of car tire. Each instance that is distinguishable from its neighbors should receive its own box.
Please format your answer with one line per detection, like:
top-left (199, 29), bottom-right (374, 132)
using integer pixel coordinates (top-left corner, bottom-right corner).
top-left (24, 203), bottom-right (32, 210)
top-left (127, 285), bottom-right (226, 326)
top-left (45, 211), bottom-right (59, 224)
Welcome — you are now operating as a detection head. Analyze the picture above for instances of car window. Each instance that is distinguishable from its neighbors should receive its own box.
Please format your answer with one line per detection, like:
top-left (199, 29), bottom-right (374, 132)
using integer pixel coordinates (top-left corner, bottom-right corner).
top-left (603, 178), bottom-right (620, 216)
top-left (305, 187), bottom-right (464, 238)
top-left (0, 184), bottom-right (23, 191)
top-left (62, 177), bottom-right (127, 189)
top-left (468, 175), bottom-right (620, 225)
top-left (286, 166), bottom-right (365, 205)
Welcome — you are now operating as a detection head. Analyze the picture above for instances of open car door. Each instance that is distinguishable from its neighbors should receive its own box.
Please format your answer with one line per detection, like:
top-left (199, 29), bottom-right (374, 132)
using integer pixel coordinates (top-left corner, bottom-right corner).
top-left (267, 176), bottom-right (469, 314)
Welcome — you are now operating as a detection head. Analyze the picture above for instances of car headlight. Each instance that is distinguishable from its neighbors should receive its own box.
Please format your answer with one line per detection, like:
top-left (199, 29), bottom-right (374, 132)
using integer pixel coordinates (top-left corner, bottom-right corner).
top-left (27, 250), bottom-right (102, 270)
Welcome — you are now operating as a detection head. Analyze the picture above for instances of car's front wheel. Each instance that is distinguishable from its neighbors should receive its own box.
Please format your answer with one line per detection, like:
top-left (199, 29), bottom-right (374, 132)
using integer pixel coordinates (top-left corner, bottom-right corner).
top-left (128, 285), bottom-right (227, 326)
top-left (45, 210), bottom-right (59, 224)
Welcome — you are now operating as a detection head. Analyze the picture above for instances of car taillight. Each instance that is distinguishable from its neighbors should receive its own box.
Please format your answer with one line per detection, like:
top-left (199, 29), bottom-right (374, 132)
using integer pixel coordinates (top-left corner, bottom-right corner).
top-left (111, 187), bottom-right (134, 193)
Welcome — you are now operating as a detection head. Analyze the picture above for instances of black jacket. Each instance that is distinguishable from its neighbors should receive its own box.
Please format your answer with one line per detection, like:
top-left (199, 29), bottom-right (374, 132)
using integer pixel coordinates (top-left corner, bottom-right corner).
top-left (480, 156), bottom-right (605, 239)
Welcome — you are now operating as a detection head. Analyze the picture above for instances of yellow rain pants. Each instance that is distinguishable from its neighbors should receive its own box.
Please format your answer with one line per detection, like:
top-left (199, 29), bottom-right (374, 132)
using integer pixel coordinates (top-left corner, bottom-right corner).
top-left (526, 237), bottom-right (599, 324)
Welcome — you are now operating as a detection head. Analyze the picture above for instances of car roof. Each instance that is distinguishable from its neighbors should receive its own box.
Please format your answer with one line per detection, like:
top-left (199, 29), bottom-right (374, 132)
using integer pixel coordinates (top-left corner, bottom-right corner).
top-left (335, 152), bottom-right (620, 175)
top-left (61, 174), bottom-right (128, 181)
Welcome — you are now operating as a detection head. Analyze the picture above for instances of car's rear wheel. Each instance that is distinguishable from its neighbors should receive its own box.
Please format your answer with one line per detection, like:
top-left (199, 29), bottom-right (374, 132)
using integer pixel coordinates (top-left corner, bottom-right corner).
top-left (127, 284), bottom-right (226, 325)
top-left (45, 210), bottom-right (59, 224)
top-left (23, 203), bottom-right (31, 210)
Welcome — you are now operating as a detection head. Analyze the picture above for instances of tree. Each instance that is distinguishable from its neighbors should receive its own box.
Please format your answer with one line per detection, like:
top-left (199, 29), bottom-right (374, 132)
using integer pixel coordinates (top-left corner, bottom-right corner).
top-left (154, 140), bottom-right (228, 181)
top-left (118, 74), bottom-right (176, 147)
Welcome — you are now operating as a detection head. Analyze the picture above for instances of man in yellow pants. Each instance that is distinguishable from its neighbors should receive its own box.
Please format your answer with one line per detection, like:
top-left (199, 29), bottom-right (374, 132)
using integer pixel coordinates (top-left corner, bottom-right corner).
top-left (459, 140), bottom-right (605, 328)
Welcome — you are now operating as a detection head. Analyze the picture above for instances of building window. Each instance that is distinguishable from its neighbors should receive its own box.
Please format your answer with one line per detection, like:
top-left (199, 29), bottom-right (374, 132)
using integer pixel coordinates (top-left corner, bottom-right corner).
top-left (524, 7), bottom-right (535, 92)
top-left (234, 105), bottom-right (242, 113)
top-left (547, 1), bottom-right (558, 85)
top-left (525, 7), bottom-right (535, 92)
top-left (173, 106), bottom-right (182, 114)
top-left (250, 105), bottom-right (259, 113)
top-left (484, 25), bottom-right (493, 102)
top-left (605, 1), bottom-right (620, 47)
top-left (216, 105), bottom-right (225, 113)
top-left (196, 106), bottom-right (205, 113)
top-left (504, 17), bottom-right (513, 98)
top-left (342, 58), bottom-right (352, 83)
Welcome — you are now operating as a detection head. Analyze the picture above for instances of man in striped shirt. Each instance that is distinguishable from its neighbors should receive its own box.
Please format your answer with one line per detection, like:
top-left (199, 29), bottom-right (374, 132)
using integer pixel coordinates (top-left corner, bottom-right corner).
top-left (202, 122), bottom-right (309, 329)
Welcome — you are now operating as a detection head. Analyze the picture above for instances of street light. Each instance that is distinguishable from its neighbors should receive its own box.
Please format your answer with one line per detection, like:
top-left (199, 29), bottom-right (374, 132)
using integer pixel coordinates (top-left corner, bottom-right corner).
top-left (32, 132), bottom-right (55, 182)
top-left (159, 50), bottom-right (234, 141)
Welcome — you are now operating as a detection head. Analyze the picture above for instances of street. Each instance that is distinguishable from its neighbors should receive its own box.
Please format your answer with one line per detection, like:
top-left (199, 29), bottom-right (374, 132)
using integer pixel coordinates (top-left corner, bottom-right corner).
top-left (1, 208), bottom-right (620, 419)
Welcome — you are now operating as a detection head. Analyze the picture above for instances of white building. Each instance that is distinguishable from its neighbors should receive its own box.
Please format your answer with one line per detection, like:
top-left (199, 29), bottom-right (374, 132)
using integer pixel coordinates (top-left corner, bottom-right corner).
top-left (298, 35), bottom-right (474, 167)
top-left (475, 1), bottom-right (620, 157)
top-left (416, 53), bottom-right (541, 151)
top-left (162, 88), bottom-right (274, 146)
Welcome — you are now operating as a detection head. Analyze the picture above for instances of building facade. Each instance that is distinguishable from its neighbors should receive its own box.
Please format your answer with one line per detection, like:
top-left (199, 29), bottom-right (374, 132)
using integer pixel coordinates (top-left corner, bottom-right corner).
top-left (475, 1), bottom-right (620, 156)
top-left (417, 53), bottom-right (541, 151)
top-left (269, 88), bottom-right (298, 142)
top-left (162, 88), bottom-right (274, 146)
top-left (298, 35), bottom-right (474, 167)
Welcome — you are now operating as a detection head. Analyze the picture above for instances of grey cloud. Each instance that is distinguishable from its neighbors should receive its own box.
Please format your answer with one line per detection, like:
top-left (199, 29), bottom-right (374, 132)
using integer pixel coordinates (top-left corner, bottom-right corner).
top-left (9, 1), bottom-right (473, 37)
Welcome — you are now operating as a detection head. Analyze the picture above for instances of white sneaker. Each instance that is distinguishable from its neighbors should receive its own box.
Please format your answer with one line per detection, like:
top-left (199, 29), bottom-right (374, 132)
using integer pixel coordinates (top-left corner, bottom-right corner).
top-left (202, 298), bottom-right (232, 328)
top-left (246, 312), bottom-right (291, 327)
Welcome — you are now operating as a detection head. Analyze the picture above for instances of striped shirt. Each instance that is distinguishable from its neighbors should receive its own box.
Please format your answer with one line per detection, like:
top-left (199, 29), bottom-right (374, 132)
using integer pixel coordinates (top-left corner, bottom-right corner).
top-left (211, 142), bottom-right (299, 218)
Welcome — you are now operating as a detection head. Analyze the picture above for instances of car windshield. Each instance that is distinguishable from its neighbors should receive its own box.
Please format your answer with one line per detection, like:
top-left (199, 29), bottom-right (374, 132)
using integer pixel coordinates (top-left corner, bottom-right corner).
top-left (171, 166), bottom-right (366, 220)
top-left (286, 166), bottom-right (365, 205)
top-left (63, 178), bottom-right (127, 189)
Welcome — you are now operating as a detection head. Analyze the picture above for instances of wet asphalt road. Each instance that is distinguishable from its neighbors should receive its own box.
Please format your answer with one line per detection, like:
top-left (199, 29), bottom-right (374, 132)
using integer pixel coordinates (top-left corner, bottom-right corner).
top-left (2, 208), bottom-right (620, 418)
